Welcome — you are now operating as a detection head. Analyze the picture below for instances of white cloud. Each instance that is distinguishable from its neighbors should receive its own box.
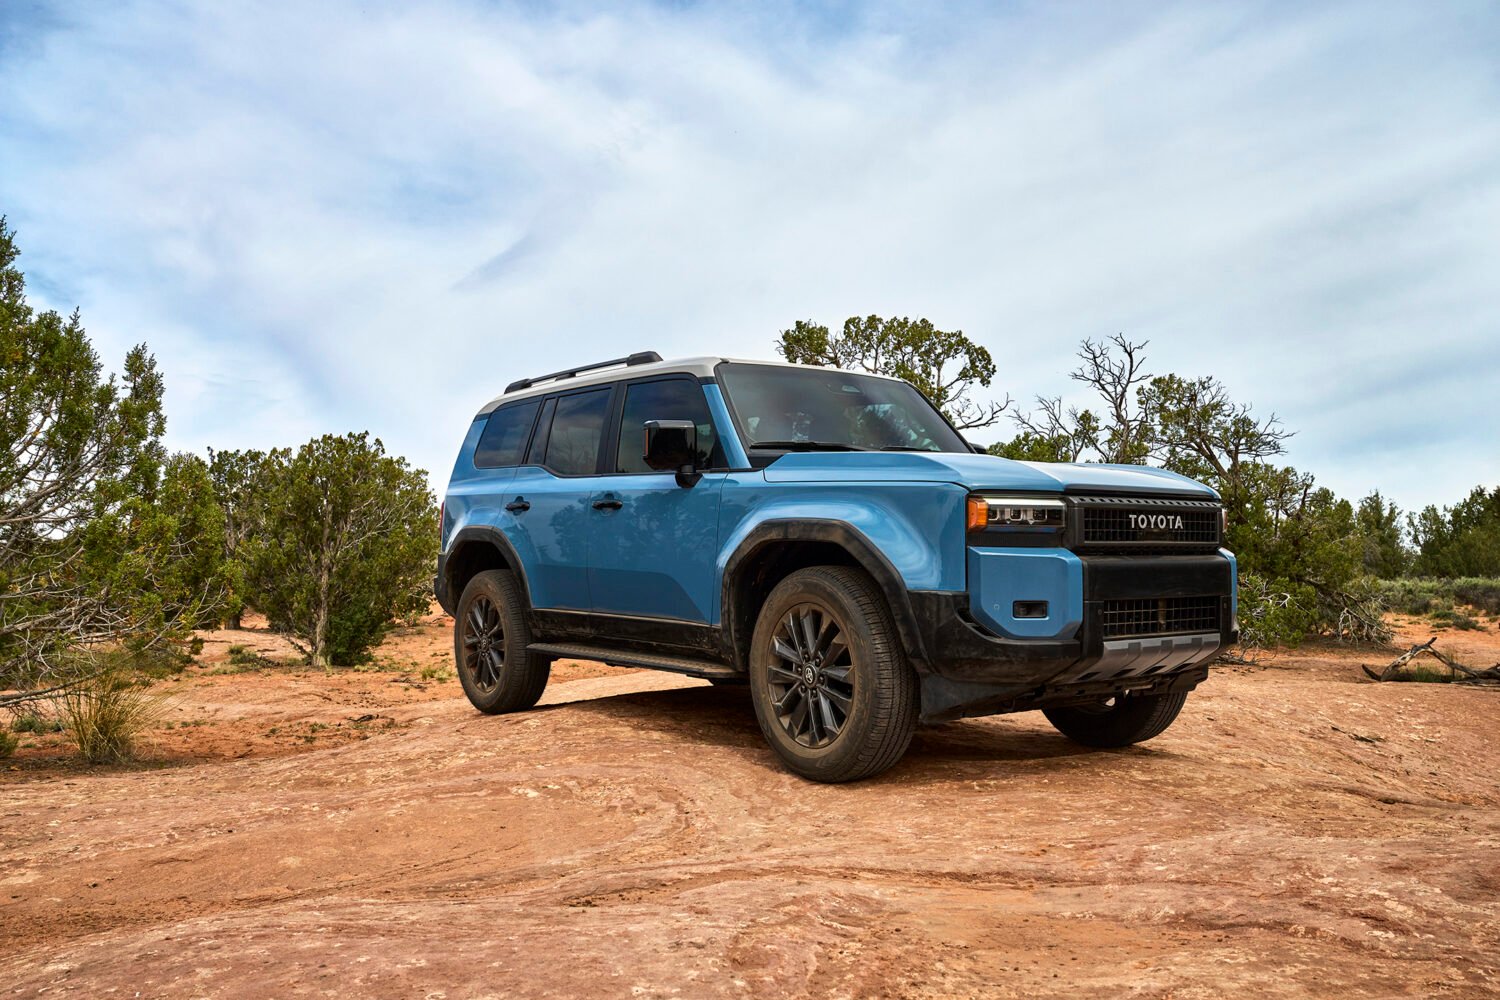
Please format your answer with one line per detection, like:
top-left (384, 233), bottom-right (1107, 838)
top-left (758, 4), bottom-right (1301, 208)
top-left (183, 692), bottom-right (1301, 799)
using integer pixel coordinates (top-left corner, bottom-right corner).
top-left (1, 0), bottom-right (1497, 512)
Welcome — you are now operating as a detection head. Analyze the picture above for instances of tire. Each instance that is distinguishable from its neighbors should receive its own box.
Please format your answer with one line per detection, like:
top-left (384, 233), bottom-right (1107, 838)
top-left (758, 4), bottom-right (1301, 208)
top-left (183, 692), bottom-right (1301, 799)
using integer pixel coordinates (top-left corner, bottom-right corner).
top-left (1043, 691), bottom-right (1188, 748)
top-left (453, 570), bottom-right (549, 714)
top-left (748, 566), bottom-right (918, 783)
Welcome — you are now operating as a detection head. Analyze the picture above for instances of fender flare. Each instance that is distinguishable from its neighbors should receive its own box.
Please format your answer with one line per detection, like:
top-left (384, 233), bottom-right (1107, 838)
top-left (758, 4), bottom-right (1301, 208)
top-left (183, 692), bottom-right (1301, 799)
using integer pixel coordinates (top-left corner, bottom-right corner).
top-left (437, 525), bottom-right (532, 615)
top-left (719, 518), bottom-right (930, 669)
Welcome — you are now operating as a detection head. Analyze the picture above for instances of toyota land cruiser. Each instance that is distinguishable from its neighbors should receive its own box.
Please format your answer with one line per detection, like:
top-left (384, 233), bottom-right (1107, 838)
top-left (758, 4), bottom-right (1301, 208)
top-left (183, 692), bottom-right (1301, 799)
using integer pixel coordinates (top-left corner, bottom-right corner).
top-left (436, 352), bottom-right (1237, 782)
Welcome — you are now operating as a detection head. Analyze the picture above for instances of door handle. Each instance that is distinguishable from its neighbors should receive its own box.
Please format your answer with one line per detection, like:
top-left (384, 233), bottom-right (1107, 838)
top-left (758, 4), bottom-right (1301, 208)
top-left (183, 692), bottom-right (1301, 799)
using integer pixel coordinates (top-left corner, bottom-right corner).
top-left (504, 497), bottom-right (530, 513)
top-left (592, 498), bottom-right (624, 511)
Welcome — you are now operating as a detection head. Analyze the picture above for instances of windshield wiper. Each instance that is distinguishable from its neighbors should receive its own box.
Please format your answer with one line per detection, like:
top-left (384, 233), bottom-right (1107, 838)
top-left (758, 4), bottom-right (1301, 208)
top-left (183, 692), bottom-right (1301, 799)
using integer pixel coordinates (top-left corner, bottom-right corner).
top-left (747, 440), bottom-right (870, 452)
top-left (878, 445), bottom-right (939, 452)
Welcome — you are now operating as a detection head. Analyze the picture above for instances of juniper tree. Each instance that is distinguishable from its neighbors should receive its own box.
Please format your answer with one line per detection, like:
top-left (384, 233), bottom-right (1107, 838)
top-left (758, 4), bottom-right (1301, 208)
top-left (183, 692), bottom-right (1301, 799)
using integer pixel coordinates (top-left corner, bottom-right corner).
top-left (776, 315), bottom-right (1010, 429)
top-left (0, 218), bottom-right (219, 696)
top-left (244, 433), bottom-right (436, 667)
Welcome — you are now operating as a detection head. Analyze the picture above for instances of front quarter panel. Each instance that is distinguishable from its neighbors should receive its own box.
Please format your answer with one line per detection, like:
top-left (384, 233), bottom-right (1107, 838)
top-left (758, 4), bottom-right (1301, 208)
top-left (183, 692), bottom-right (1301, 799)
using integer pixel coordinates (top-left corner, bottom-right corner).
top-left (713, 475), bottom-right (969, 623)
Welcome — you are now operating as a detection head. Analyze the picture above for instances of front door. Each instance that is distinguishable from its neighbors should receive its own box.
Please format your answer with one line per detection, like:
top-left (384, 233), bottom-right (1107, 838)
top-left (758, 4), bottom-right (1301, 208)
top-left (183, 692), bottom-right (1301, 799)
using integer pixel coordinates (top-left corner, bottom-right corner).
top-left (586, 376), bottom-right (727, 623)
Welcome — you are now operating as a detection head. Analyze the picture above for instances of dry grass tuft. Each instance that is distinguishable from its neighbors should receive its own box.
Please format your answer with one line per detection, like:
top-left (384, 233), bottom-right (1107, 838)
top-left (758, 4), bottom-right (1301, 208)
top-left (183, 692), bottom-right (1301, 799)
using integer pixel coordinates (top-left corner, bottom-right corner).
top-left (58, 669), bottom-right (168, 764)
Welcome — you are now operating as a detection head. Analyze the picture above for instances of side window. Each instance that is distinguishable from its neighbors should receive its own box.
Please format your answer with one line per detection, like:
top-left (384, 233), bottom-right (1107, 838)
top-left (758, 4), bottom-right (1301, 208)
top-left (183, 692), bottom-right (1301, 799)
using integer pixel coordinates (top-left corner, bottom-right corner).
top-left (474, 399), bottom-right (540, 469)
top-left (616, 378), bottom-right (720, 473)
top-left (542, 388), bottom-right (611, 476)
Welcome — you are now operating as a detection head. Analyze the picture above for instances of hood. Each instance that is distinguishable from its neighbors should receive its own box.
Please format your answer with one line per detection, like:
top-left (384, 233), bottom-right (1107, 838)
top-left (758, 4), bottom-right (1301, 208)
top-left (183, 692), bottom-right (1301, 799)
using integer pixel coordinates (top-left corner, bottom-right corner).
top-left (760, 451), bottom-right (1218, 498)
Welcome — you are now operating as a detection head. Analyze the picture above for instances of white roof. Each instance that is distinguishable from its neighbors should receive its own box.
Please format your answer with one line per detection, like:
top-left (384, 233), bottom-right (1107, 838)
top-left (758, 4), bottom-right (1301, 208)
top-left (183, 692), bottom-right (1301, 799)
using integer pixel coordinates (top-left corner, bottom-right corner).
top-left (475, 354), bottom-right (904, 415)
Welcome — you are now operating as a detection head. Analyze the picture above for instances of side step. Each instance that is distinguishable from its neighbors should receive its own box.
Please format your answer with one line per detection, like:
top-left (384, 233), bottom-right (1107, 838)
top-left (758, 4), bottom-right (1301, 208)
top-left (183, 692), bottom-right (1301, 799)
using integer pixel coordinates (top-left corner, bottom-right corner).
top-left (527, 643), bottom-right (745, 682)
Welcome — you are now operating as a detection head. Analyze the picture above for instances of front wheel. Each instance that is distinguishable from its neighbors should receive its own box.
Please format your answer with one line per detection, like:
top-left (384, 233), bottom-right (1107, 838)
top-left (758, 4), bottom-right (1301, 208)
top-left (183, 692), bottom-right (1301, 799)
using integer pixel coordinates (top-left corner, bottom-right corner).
top-left (1043, 691), bottom-right (1187, 748)
top-left (749, 566), bottom-right (917, 783)
top-left (454, 569), bottom-right (549, 714)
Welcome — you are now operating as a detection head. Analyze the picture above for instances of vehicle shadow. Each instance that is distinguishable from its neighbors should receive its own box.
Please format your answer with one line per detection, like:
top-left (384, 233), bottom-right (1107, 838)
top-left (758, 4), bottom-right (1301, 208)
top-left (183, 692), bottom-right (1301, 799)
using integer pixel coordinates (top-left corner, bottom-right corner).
top-left (536, 684), bottom-right (1121, 781)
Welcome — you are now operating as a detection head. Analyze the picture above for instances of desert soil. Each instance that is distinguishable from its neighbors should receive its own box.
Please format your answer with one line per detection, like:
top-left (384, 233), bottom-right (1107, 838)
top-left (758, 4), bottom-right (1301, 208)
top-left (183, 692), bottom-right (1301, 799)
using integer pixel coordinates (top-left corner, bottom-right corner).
top-left (2, 612), bottom-right (1499, 998)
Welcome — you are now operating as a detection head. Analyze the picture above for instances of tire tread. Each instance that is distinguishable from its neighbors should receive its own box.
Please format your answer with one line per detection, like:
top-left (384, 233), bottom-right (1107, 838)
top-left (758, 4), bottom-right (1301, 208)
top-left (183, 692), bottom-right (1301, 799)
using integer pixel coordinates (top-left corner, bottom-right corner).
top-left (750, 565), bottom-right (918, 782)
top-left (454, 569), bottom-right (548, 714)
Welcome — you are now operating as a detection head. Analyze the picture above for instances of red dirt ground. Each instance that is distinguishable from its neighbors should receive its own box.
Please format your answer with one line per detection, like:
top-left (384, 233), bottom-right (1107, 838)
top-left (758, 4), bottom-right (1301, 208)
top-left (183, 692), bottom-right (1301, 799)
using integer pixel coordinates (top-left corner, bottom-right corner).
top-left (2, 611), bottom-right (1498, 998)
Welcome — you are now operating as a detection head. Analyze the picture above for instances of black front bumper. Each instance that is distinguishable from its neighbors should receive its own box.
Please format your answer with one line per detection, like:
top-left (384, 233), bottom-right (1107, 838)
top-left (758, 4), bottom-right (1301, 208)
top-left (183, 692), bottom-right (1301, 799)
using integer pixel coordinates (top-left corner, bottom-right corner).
top-left (911, 554), bottom-right (1237, 722)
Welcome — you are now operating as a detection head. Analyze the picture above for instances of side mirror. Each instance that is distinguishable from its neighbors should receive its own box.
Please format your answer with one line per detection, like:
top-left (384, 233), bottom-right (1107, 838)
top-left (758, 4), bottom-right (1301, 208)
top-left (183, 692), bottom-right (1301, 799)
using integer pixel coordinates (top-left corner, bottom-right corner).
top-left (643, 419), bottom-right (701, 487)
top-left (967, 440), bottom-right (986, 454)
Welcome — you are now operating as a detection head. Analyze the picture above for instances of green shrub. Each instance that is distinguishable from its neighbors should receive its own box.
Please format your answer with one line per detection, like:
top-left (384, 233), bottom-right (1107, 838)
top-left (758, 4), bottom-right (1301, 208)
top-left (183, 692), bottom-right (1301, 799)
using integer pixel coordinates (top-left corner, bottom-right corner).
top-left (1450, 578), bottom-right (1500, 615)
top-left (11, 712), bottom-right (62, 734)
top-left (1369, 577), bottom-right (1500, 619)
top-left (242, 433), bottom-right (436, 667)
top-left (1237, 574), bottom-right (1321, 647)
top-left (1372, 578), bottom-right (1447, 616)
top-left (1429, 609), bottom-right (1482, 630)
top-left (226, 644), bottom-right (266, 667)
top-left (0, 729), bottom-right (16, 758)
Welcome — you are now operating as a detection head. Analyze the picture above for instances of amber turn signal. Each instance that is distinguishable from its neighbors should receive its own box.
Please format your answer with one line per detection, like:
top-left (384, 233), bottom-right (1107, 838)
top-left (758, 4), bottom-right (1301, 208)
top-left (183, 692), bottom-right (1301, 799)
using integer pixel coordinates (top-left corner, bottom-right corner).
top-left (966, 496), bottom-right (989, 532)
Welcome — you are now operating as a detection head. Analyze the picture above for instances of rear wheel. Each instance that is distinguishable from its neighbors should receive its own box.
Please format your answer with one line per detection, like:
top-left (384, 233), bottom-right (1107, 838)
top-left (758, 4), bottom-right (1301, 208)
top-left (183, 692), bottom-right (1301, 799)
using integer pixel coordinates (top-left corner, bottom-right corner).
top-left (1043, 691), bottom-right (1187, 748)
top-left (454, 570), bottom-right (548, 714)
top-left (749, 566), bottom-right (917, 783)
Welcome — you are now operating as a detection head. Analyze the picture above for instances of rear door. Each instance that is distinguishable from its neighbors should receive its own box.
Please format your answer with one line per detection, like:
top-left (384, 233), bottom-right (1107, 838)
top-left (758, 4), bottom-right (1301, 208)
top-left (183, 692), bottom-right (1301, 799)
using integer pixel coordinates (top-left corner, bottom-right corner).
top-left (585, 376), bottom-right (727, 623)
top-left (503, 384), bottom-right (615, 611)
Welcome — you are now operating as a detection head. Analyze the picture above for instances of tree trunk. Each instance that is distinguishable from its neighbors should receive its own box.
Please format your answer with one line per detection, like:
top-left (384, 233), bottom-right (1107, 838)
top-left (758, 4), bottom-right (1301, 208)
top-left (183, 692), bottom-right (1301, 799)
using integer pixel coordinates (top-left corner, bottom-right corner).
top-left (311, 502), bottom-right (334, 668)
top-left (312, 565), bottom-right (329, 668)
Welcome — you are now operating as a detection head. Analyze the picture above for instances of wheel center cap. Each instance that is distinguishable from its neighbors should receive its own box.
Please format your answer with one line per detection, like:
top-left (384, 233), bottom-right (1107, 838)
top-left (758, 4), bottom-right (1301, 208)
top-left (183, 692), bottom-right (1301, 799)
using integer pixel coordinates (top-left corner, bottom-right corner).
top-left (803, 666), bottom-right (817, 685)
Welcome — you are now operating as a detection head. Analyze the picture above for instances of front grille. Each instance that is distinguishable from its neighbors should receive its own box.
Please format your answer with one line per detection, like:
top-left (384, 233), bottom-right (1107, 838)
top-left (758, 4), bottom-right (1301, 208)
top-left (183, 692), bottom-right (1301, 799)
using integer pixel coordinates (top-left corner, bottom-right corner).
top-left (1100, 596), bottom-right (1221, 639)
top-left (1072, 495), bottom-right (1221, 548)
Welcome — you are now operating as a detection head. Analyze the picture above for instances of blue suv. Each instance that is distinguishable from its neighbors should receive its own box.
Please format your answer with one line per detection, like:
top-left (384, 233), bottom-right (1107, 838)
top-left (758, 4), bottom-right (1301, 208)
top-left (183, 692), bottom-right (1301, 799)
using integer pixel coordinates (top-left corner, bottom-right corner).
top-left (437, 352), bottom-right (1237, 782)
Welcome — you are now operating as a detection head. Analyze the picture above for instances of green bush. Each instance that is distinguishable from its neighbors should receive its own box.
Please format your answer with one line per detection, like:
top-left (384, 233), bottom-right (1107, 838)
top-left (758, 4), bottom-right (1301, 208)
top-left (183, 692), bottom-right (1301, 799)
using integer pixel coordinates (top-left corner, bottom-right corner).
top-left (1430, 609), bottom-right (1481, 630)
top-left (1369, 577), bottom-right (1500, 618)
top-left (1451, 578), bottom-right (1500, 615)
top-left (1237, 574), bottom-right (1321, 647)
top-left (225, 644), bottom-right (269, 667)
top-left (11, 712), bottom-right (62, 734)
top-left (242, 433), bottom-right (436, 667)
top-left (1373, 578), bottom-right (1449, 616)
top-left (0, 728), bottom-right (16, 758)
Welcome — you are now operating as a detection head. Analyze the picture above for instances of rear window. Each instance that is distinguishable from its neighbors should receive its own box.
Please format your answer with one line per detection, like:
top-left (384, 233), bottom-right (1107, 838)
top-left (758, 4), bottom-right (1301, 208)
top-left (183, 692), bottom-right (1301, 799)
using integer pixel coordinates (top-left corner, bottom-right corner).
top-left (542, 388), bottom-right (612, 476)
top-left (474, 400), bottom-right (540, 468)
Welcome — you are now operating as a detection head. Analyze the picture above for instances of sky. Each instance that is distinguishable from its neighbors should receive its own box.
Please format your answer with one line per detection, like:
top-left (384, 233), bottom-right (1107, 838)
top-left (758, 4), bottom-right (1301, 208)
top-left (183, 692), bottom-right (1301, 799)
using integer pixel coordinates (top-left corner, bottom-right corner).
top-left (1, 0), bottom-right (1497, 513)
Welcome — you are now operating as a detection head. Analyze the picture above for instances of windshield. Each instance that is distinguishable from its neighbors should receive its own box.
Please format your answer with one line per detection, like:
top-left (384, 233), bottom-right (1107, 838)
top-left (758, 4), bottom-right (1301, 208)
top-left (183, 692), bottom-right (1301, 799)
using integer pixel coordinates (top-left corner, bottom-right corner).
top-left (718, 363), bottom-right (969, 453)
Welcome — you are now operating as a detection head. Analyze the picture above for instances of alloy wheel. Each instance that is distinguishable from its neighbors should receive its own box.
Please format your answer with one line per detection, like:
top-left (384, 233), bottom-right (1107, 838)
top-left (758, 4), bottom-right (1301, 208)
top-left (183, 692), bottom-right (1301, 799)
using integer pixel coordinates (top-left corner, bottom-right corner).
top-left (462, 595), bottom-right (505, 693)
top-left (766, 603), bottom-right (855, 749)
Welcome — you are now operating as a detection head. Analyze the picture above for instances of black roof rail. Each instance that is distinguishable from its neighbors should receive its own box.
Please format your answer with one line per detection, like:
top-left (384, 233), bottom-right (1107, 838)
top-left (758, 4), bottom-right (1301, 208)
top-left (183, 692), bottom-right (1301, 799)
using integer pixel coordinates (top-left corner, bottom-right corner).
top-left (504, 351), bottom-right (663, 394)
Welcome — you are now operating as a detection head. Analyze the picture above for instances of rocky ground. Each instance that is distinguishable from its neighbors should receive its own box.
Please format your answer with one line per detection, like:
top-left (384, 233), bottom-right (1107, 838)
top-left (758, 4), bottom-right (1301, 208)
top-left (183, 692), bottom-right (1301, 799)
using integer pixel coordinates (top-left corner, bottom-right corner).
top-left (3, 612), bottom-right (1498, 998)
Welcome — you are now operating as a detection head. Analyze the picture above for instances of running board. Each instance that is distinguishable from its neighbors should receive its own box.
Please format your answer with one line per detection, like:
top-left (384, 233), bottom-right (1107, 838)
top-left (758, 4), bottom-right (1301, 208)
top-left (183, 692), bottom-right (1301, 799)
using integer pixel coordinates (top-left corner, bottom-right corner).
top-left (526, 643), bottom-right (744, 681)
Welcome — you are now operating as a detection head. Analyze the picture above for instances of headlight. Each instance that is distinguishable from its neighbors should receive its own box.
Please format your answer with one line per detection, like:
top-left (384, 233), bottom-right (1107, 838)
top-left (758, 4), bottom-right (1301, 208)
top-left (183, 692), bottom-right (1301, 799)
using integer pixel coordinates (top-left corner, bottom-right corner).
top-left (966, 495), bottom-right (1066, 532)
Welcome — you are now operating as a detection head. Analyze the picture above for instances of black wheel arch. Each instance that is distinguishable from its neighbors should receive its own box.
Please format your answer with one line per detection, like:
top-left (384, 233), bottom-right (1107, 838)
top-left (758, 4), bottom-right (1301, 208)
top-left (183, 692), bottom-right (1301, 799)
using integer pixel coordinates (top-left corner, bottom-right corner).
top-left (437, 526), bottom-right (533, 616)
top-left (720, 519), bottom-right (930, 672)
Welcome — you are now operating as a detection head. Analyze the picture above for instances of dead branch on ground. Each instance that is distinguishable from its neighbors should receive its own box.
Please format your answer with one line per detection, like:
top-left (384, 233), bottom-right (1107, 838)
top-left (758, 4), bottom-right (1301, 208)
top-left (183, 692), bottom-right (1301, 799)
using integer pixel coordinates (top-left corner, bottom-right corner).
top-left (1361, 637), bottom-right (1500, 684)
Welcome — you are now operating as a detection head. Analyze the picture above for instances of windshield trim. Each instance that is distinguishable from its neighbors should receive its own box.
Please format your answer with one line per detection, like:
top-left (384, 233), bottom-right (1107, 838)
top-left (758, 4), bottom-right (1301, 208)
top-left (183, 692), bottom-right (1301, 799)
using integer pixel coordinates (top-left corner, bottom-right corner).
top-left (714, 361), bottom-right (973, 457)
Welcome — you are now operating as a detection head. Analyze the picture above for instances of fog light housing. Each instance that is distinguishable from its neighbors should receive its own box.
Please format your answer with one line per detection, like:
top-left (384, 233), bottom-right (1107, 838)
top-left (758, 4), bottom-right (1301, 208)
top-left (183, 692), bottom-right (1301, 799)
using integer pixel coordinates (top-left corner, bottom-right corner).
top-left (1013, 600), bottom-right (1049, 619)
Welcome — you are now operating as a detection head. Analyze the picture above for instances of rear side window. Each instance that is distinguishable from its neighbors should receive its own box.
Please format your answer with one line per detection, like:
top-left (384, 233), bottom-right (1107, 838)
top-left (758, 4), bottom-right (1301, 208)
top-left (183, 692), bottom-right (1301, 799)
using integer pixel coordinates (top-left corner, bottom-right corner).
top-left (542, 388), bottom-right (611, 475)
top-left (474, 400), bottom-right (540, 469)
top-left (616, 378), bottom-right (720, 473)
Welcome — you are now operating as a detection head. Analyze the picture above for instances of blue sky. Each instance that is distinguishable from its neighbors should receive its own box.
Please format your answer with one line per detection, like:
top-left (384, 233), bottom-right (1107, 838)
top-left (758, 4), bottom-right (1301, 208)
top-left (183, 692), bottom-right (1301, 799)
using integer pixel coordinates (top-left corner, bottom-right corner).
top-left (1, 0), bottom-right (1497, 513)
